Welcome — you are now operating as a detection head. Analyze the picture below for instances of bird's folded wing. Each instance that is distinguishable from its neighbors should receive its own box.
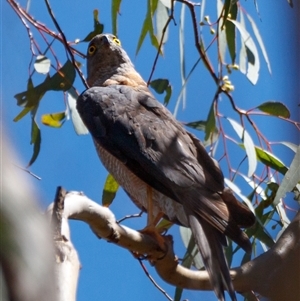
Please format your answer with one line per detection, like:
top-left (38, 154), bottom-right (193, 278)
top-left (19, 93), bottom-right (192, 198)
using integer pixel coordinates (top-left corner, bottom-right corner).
top-left (77, 85), bottom-right (252, 249)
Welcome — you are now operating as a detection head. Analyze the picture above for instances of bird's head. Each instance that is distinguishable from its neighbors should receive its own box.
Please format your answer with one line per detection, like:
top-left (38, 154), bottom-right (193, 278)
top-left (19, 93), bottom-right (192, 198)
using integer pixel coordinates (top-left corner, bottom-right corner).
top-left (86, 33), bottom-right (146, 88)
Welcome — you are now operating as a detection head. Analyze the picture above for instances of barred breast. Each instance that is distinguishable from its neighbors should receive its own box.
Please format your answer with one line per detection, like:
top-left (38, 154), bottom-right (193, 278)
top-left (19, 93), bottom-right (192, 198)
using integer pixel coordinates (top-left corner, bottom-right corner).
top-left (94, 140), bottom-right (188, 227)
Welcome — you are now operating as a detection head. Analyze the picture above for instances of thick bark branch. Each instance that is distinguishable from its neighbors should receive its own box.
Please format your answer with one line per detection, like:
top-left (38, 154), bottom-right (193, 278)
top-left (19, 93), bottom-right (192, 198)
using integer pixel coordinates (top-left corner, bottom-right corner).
top-left (58, 191), bottom-right (300, 300)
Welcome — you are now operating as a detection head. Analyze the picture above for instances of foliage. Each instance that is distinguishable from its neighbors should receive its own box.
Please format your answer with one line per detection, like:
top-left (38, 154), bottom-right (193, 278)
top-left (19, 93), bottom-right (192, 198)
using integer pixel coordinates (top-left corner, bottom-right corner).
top-left (7, 0), bottom-right (299, 300)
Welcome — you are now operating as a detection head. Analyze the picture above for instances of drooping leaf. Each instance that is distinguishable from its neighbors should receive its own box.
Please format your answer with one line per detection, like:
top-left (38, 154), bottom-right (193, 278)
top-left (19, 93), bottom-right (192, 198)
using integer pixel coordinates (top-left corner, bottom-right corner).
top-left (14, 77), bottom-right (45, 108)
top-left (102, 173), bottom-right (120, 207)
top-left (156, 0), bottom-right (169, 46)
top-left (13, 107), bottom-right (32, 122)
top-left (177, 3), bottom-right (186, 113)
top-left (185, 120), bottom-right (219, 146)
top-left (41, 112), bottom-right (66, 128)
top-left (83, 10), bottom-right (104, 42)
top-left (48, 60), bottom-right (76, 91)
top-left (238, 12), bottom-right (247, 74)
top-left (136, 0), bottom-right (159, 55)
top-left (230, 18), bottom-right (260, 84)
top-left (34, 55), bottom-right (51, 74)
top-left (279, 141), bottom-right (298, 153)
top-left (28, 114), bottom-right (41, 167)
top-left (179, 226), bottom-right (203, 269)
top-left (225, 2), bottom-right (237, 64)
top-left (224, 178), bottom-right (256, 214)
top-left (227, 117), bottom-right (257, 176)
top-left (257, 101), bottom-right (290, 118)
top-left (255, 146), bottom-right (288, 175)
top-left (204, 101), bottom-right (216, 141)
top-left (222, 0), bottom-right (234, 28)
top-left (14, 61), bottom-right (75, 114)
top-left (111, 0), bottom-right (122, 36)
top-left (174, 287), bottom-right (183, 301)
top-left (67, 87), bottom-right (89, 135)
top-left (159, 0), bottom-right (172, 8)
top-left (149, 78), bottom-right (172, 105)
top-left (217, 0), bottom-right (227, 64)
top-left (174, 58), bottom-right (200, 117)
top-left (246, 13), bottom-right (271, 74)
top-left (273, 146), bottom-right (300, 205)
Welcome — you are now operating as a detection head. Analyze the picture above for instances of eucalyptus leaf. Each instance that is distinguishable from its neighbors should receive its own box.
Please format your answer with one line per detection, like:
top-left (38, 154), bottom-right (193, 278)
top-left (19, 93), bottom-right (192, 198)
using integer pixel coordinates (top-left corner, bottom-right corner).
top-left (102, 173), bottom-right (120, 207)
top-left (83, 9), bottom-right (104, 42)
top-left (230, 18), bottom-right (260, 84)
top-left (227, 117), bottom-right (257, 176)
top-left (111, 0), bottom-right (122, 36)
top-left (255, 146), bottom-right (288, 175)
top-left (257, 101), bottom-right (290, 118)
top-left (67, 87), bottom-right (89, 135)
top-left (246, 13), bottom-right (271, 74)
top-left (273, 146), bottom-right (300, 205)
top-left (34, 55), bottom-right (51, 74)
top-left (41, 112), bottom-right (65, 128)
top-left (28, 115), bottom-right (41, 167)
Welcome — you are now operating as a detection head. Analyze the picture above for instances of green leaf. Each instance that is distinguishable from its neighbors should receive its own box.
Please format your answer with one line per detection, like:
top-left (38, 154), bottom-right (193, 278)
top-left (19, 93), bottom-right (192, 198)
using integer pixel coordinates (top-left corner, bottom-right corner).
top-left (28, 114), bottom-right (41, 167)
top-left (255, 147), bottom-right (288, 175)
top-left (185, 120), bottom-right (219, 146)
top-left (273, 146), bottom-right (300, 205)
top-left (13, 107), bottom-right (32, 122)
top-left (14, 61), bottom-right (75, 114)
top-left (102, 174), bottom-right (119, 207)
top-left (227, 117), bottom-right (257, 176)
top-left (14, 77), bottom-right (45, 108)
top-left (136, 0), bottom-right (159, 55)
top-left (174, 287), bottom-right (183, 301)
top-left (83, 9), bottom-right (104, 42)
top-left (41, 112), bottom-right (66, 128)
top-left (156, 218), bottom-right (173, 232)
top-left (205, 102), bottom-right (216, 141)
top-left (149, 78), bottom-right (172, 105)
top-left (225, 2), bottom-right (237, 64)
top-left (111, 0), bottom-right (122, 36)
top-left (257, 101), bottom-right (290, 118)
top-left (67, 87), bottom-right (89, 135)
top-left (48, 60), bottom-right (76, 91)
top-left (222, 0), bottom-right (234, 28)
top-left (229, 18), bottom-right (260, 84)
top-left (34, 55), bottom-right (51, 74)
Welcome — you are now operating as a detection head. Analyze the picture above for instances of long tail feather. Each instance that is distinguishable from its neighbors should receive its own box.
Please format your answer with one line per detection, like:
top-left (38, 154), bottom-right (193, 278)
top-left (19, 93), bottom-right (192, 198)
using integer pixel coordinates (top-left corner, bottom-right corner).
top-left (187, 213), bottom-right (237, 301)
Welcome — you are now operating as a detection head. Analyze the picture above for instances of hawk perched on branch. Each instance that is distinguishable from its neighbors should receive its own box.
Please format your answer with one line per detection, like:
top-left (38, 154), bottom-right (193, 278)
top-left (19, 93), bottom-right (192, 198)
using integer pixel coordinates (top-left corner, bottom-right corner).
top-left (77, 33), bottom-right (255, 301)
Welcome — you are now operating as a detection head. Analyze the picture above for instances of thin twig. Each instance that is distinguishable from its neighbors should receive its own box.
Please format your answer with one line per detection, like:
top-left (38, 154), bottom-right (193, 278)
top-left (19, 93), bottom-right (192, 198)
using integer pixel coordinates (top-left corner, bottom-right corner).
top-left (13, 164), bottom-right (42, 180)
top-left (137, 258), bottom-right (173, 301)
top-left (117, 211), bottom-right (144, 223)
top-left (147, 0), bottom-right (176, 85)
top-left (43, 0), bottom-right (88, 88)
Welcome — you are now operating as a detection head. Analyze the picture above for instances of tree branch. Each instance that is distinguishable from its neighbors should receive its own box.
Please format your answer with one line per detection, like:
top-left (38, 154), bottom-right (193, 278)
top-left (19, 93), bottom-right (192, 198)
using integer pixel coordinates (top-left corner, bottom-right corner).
top-left (55, 191), bottom-right (300, 300)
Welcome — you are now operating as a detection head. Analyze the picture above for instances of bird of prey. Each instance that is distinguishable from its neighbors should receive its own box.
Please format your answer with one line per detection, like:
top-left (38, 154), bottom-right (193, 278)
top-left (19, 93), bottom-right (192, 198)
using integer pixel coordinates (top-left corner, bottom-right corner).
top-left (77, 33), bottom-right (255, 301)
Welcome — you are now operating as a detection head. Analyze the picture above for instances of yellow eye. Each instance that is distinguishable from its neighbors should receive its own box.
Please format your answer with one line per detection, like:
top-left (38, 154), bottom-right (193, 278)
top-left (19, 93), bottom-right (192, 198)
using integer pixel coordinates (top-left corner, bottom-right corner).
top-left (113, 36), bottom-right (121, 46)
top-left (88, 45), bottom-right (96, 55)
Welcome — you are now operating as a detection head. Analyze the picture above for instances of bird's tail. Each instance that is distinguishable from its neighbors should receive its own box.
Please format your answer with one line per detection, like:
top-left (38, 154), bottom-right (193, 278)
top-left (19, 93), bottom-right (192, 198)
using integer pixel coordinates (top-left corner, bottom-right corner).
top-left (187, 213), bottom-right (237, 301)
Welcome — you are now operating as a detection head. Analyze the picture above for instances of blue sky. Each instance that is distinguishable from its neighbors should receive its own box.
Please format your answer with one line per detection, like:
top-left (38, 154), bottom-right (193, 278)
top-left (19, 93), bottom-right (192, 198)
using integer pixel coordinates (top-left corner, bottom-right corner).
top-left (2, 1), bottom-right (299, 300)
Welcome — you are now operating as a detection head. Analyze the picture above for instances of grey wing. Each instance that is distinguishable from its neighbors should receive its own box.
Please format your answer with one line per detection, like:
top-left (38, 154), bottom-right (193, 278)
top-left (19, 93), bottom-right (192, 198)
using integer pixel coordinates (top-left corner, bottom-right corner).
top-left (77, 86), bottom-right (250, 244)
